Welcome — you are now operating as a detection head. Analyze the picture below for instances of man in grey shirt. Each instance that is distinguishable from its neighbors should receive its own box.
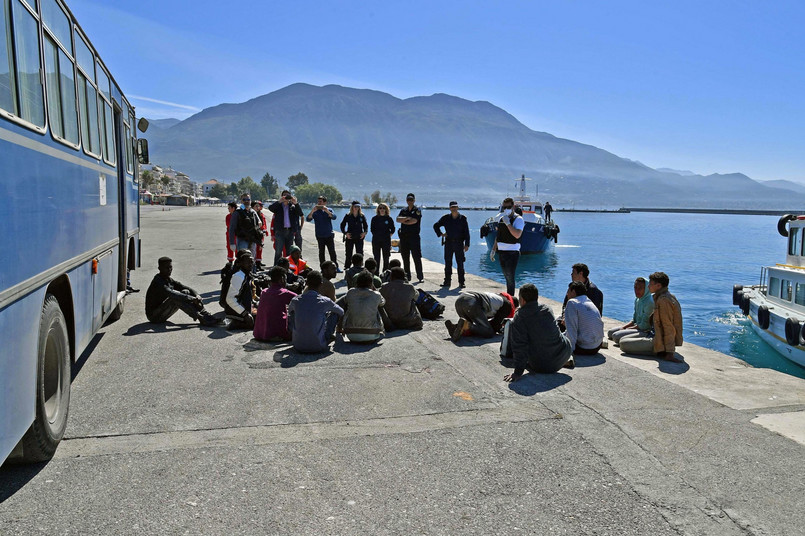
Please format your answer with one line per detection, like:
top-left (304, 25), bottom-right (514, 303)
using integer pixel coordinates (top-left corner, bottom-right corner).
top-left (288, 271), bottom-right (344, 353)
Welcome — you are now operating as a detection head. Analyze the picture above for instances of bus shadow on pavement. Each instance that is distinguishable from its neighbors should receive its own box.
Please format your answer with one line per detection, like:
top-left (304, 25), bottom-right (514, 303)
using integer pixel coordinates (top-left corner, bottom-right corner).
top-left (124, 322), bottom-right (198, 336)
top-left (71, 333), bottom-right (104, 380)
top-left (0, 461), bottom-right (47, 504)
top-left (507, 373), bottom-right (572, 396)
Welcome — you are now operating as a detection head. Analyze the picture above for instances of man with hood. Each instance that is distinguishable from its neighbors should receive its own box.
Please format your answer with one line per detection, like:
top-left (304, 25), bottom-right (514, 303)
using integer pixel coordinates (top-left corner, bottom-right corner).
top-left (607, 277), bottom-right (654, 345)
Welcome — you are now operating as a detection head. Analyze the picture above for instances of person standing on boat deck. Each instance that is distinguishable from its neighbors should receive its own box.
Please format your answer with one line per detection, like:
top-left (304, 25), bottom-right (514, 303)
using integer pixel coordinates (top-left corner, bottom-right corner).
top-left (268, 191), bottom-right (303, 266)
top-left (340, 201), bottom-right (368, 270)
top-left (433, 201), bottom-right (470, 288)
top-left (306, 195), bottom-right (340, 271)
top-left (608, 277), bottom-right (654, 344)
top-left (489, 197), bottom-right (524, 296)
top-left (370, 203), bottom-right (395, 272)
top-left (620, 272), bottom-right (684, 362)
top-left (397, 193), bottom-right (425, 282)
top-left (544, 201), bottom-right (553, 222)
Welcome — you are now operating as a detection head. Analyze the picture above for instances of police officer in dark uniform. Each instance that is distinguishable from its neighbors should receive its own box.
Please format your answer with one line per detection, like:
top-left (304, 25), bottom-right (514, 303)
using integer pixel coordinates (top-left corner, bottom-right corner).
top-left (433, 201), bottom-right (470, 288)
top-left (396, 192), bottom-right (424, 282)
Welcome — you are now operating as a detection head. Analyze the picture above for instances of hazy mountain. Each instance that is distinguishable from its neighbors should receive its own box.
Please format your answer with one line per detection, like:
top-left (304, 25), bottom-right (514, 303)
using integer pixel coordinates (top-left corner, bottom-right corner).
top-left (656, 168), bottom-right (697, 176)
top-left (149, 118), bottom-right (181, 129)
top-left (762, 180), bottom-right (805, 194)
top-left (146, 83), bottom-right (805, 208)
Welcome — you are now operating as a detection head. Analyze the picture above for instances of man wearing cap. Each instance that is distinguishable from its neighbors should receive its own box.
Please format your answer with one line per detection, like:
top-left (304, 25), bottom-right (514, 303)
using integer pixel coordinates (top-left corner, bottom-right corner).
top-left (228, 194), bottom-right (263, 260)
top-left (268, 190), bottom-right (303, 265)
top-left (396, 193), bottom-right (424, 282)
top-left (433, 201), bottom-right (470, 288)
top-left (286, 245), bottom-right (311, 278)
top-left (145, 256), bottom-right (218, 326)
top-left (306, 195), bottom-right (340, 271)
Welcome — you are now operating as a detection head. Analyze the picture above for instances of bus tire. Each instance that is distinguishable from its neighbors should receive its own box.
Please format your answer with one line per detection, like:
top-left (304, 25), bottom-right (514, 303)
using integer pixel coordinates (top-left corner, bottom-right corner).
top-left (108, 294), bottom-right (125, 322)
top-left (757, 305), bottom-right (770, 330)
top-left (732, 284), bottom-right (743, 305)
top-left (21, 295), bottom-right (71, 462)
top-left (785, 317), bottom-right (801, 346)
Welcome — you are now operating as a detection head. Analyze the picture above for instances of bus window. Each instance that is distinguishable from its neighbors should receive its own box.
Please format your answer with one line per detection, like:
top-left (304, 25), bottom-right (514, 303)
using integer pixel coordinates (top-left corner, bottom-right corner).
top-left (99, 96), bottom-right (114, 163)
top-left (74, 29), bottom-right (94, 82)
top-left (1, 0), bottom-right (16, 113)
top-left (96, 62), bottom-right (110, 102)
top-left (41, 0), bottom-right (71, 51)
top-left (43, 35), bottom-right (78, 145)
top-left (10, 0), bottom-right (45, 126)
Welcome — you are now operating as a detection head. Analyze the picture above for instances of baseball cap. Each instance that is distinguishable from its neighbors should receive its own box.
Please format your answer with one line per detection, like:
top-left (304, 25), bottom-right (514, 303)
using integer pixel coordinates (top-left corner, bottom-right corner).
top-left (406, 193), bottom-right (415, 200)
top-left (449, 201), bottom-right (458, 207)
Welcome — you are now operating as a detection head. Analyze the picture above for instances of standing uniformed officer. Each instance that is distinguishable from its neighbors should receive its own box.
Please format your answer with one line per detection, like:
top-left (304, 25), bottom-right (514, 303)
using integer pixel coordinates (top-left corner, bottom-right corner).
top-left (396, 192), bottom-right (424, 282)
top-left (433, 201), bottom-right (470, 288)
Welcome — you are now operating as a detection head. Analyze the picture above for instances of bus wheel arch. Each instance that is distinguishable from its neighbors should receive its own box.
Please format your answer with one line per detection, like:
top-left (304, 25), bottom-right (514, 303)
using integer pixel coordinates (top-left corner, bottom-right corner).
top-left (21, 293), bottom-right (72, 462)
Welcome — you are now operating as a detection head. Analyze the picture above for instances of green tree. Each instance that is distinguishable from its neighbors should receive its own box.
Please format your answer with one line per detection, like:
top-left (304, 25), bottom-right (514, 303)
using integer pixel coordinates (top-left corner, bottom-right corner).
top-left (286, 172), bottom-right (309, 193)
top-left (226, 181), bottom-right (240, 197)
top-left (208, 183), bottom-right (229, 200)
top-left (261, 172), bottom-right (279, 198)
top-left (295, 182), bottom-right (343, 204)
top-left (235, 176), bottom-right (268, 201)
top-left (363, 194), bottom-right (371, 205)
top-left (383, 192), bottom-right (398, 206)
top-left (370, 190), bottom-right (382, 204)
top-left (140, 169), bottom-right (154, 190)
top-left (160, 174), bottom-right (171, 192)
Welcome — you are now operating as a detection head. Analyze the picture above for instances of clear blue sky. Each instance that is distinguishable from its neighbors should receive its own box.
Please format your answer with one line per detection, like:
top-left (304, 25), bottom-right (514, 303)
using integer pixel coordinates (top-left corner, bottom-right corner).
top-left (69, 0), bottom-right (805, 182)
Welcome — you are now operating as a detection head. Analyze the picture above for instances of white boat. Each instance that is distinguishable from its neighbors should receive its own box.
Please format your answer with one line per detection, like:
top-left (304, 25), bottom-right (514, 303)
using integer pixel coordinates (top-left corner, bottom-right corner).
top-left (734, 214), bottom-right (805, 368)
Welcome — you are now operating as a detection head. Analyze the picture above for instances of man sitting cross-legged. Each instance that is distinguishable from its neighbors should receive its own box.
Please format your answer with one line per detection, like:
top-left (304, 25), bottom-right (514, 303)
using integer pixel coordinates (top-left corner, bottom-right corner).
top-left (503, 284), bottom-right (573, 382)
top-left (253, 266), bottom-right (297, 342)
top-left (288, 271), bottom-right (344, 353)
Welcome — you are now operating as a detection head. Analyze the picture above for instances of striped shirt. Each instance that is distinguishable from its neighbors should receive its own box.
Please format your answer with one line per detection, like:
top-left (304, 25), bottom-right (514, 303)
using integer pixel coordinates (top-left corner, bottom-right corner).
top-left (564, 295), bottom-right (604, 350)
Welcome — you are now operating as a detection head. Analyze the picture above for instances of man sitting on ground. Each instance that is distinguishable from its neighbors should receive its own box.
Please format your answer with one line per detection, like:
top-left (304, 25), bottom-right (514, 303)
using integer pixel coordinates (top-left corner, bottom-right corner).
top-left (360, 258), bottom-right (383, 289)
top-left (145, 256), bottom-right (218, 326)
top-left (380, 267), bottom-right (423, 330)
top-left (274, 257), bottom-right (305, 294)
top-left (620, 272), bottom-right (684, 362)
top-left (608, 277), bottom-right (654, 345)
top-left (319, 260), bottom-right (338, 302)
top-left (338, 271), bottom-right (386, 343)
top-left (344, 253), bottom-right (364, 289)
top-left (561, 263), bottom-right (604, 324)
top-left (564, 281), bottom-right (604, 366)
top-left (504, 284), bottom-right (573, 382)
top-left (288, 271), bottom-right (344, 353)
top-left (286, 245), bottom-right (311, 278)
top-left (445, 290), bottom-right (517, 342)
top-left (224, 249), bottom-right (257, 330)
top-left (253, 266), bottom-right (297, 341)
top-left (381, 259), bottom-right (403, 283)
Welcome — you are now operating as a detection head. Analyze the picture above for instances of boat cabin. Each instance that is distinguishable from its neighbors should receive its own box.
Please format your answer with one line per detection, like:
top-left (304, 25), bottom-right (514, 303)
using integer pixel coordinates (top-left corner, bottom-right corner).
top-left (761, 216), bottom-right (805, 310)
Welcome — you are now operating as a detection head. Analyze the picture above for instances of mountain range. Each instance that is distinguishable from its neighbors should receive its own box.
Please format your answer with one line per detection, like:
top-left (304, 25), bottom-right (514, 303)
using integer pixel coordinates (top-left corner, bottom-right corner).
top-left (146, 83), bottom-right (803, 208)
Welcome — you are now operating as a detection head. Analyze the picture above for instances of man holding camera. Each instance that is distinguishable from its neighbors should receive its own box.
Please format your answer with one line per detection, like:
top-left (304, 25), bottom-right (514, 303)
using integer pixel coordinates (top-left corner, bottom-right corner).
top-left (489, 197), bottom-right (524, 296)
top-left (307, 195), bottom-right (340, 271)
top-left (268, 190), bottom-right (303, 265)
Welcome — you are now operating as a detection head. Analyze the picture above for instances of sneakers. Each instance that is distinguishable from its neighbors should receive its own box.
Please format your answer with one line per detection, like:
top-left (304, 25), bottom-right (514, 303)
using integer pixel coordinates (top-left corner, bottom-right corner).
top-left (448, 318), bottom-right (468, 342)
top-left (562, 356), bottom-right (576, 369)
top-left (459, 283), bottom-right (466, 288)
top-left (199, 311), bottom-right (221, 327)
top-left (125, 285), bottom-right (139, 294)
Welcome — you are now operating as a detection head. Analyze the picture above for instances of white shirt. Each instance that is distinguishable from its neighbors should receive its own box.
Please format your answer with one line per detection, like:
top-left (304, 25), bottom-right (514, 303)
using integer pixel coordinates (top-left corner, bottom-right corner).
top-left (564, 295), bottom-right (604, 350)
top-left (496, 213), bottom-right (525, 251)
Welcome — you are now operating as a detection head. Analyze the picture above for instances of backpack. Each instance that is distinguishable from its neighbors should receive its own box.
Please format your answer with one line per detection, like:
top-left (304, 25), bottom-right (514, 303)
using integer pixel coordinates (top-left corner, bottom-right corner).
top-left (415, 289), bottom-right (445, 320)
top-left (235, 208), bottom-right (262, 242)
top-left (499, 318), bottom-right (513, 359)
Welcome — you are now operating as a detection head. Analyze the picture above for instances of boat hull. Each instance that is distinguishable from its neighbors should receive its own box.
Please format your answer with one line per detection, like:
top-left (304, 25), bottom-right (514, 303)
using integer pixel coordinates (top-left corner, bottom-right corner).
top-left (482, 220), bottom-right (557, 254)
top-left (739, 288), bottom-right (805, 368)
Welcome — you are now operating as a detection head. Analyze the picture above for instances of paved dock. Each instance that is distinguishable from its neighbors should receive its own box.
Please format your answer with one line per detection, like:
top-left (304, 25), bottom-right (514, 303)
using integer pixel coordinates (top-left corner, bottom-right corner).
top-left (2, 205), bottom-right (804, 535)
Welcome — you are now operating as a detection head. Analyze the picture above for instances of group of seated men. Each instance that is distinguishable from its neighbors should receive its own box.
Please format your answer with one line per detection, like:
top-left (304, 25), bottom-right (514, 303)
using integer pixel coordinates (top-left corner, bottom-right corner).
top-left (145, 251), bottom-right (683, 373)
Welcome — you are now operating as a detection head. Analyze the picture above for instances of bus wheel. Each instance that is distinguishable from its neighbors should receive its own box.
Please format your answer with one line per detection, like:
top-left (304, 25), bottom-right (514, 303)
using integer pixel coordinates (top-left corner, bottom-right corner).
top-left (21, 294), bottom-right (71, 462)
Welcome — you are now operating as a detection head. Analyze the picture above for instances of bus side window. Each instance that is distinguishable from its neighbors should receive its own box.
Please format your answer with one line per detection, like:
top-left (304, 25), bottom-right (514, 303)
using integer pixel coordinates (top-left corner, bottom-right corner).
top-left (75, 28), bottom-right (101, 157)
top-left (42, 0), bottom-right (78, 145)
top-left (1, 0), bottom-right (45, 127)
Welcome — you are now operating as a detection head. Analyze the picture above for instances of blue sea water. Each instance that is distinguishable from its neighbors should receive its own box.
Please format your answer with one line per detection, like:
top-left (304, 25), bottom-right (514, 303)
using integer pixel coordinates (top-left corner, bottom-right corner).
top-left (329, 208), bottom-right (805, 379)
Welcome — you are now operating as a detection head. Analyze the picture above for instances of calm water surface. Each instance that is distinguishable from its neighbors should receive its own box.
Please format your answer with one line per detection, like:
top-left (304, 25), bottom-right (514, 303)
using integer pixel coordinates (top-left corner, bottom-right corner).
top-left (330, 208), bottom-right (805, 379)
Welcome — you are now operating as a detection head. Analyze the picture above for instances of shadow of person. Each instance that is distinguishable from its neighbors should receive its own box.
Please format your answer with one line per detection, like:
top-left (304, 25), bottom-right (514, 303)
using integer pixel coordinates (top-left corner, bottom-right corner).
top-left (332, 337), bottom-right (383, 354)
top-left (271, 347), bottom-right (333, 368)
top-left (198, 290), bottom-right (220, 306)
top-left (507, 373), bottom-right (572, 396)
top-left (124, 322), bottom-right (197, 336)
top-left (198, 269), bottom-right (222, 276)
top-left (574, 353), bottom-right (606, 367)
top-left (619, 352), bottom-right (690, 375)
top-left (0, 461), bottom-right (48, 503)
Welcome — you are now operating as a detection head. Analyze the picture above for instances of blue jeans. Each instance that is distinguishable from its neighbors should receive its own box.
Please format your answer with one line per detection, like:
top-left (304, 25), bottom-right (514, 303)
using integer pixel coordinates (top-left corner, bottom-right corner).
top-left (498, 250), bottom-right (519, 296)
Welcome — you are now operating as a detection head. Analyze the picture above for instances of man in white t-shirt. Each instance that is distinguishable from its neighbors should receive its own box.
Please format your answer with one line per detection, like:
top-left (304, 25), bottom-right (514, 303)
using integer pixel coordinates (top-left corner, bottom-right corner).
top-left (489, 197), bottom-right (525, 296)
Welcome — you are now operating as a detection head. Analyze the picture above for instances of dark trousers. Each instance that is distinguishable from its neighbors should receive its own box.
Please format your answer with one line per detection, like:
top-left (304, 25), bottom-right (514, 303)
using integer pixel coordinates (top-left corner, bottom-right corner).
top-left (399, 234), bottom-right (423, 281)
top-left (274, 228), bottom-right (294, 265)
top-left (344, 238), bottom-right (364, 269)
top-left (147, 293), bottom-right (202, 323)
top-left (294, 228), bottom-right (304, 250)
top-left (443, 241), bottom-right (466, 284)
top-left (455, 294), bottom-right (495, 338)
top-left (317, 234), bottom-right (338, 267)
top-left (498, 250), bottom-right (520, 296)
top-left (372, 240), bottom-right (391, 272)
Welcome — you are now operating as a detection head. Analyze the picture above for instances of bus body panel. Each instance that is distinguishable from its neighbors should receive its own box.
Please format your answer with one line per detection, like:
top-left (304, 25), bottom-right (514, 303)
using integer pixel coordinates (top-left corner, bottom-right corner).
top-left (0, 288), bottom-right (44, 463)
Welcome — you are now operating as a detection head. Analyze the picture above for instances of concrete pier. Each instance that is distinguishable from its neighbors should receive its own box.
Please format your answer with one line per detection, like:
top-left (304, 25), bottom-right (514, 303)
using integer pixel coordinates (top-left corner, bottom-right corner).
top-left (2, 205), bottom-right (804, 535)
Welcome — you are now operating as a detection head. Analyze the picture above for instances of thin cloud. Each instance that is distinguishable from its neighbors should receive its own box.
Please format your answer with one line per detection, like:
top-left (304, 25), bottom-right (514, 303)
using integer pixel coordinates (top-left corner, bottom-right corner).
top-left (129, 95), bottom-right (201, 112)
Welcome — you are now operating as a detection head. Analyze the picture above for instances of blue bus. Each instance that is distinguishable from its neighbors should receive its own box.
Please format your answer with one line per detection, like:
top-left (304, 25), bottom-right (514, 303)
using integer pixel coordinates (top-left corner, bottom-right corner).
top-left (1, 0), bottom-right (148, 464)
